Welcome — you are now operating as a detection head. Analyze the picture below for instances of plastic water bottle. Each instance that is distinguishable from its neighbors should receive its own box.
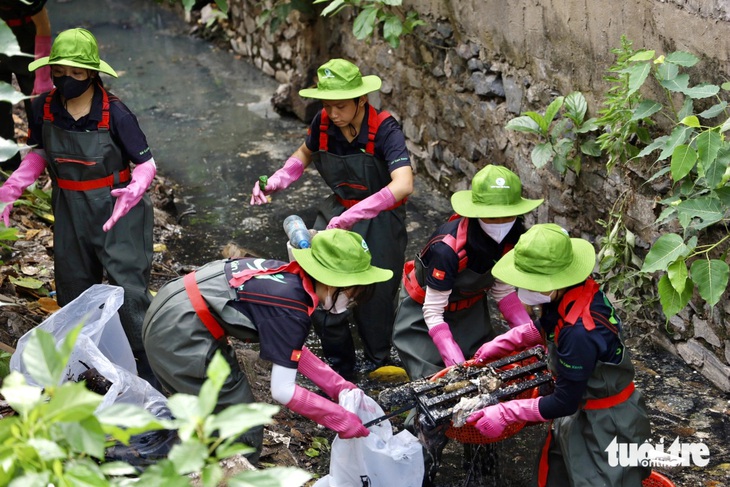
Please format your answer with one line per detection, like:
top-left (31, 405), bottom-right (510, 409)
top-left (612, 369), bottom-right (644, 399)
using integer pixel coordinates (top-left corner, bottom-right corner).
top-left (283, 215), bottom-right (311, 249)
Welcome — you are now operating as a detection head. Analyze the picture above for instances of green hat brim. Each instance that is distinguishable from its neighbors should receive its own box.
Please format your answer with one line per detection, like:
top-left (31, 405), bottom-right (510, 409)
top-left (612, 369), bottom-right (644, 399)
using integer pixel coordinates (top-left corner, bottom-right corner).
top-left (291, 246), bottom-right (392, 287)
top-left (28, 57), bottom-right (118, 78)
top-left (298, 75), bottom-right (381, 100)
top-left (492, 238), bottom-right (596, 292)
top-left (450, 191), bottom-right (544, 218)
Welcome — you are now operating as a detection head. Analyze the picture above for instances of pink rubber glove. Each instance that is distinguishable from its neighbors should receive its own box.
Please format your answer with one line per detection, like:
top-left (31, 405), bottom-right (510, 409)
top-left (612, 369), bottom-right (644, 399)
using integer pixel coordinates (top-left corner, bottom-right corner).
top-left (0, 151), bottom-right (47, 226)
top-left (250, 156), bottom-right (304, 205)
top-left (327, 186), bottom-right (396, 230)
top-left (498, 291), bottom-right (533, 329)
top-left (428, 322), bottom-right (465, 367)
top-left (286, 385), bottom-right (370, 439)
top-left (32, 35), bottom-right (53, 95)
top-left (473, 322), bottom-right (543, 364)
top-left (467, 397), bottom-right (546, 439)
top-left (297, 346), bottom-right (357, 401)
top-left (103, 162), bottom-right (156, 232)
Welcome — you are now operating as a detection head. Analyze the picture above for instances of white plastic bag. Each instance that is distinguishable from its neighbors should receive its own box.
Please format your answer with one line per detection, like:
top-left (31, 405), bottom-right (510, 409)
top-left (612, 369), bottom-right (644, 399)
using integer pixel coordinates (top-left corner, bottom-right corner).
top-left (9, 284), bottom-right (166, 413)
top-left (314, 389), bottom-right (424, 487)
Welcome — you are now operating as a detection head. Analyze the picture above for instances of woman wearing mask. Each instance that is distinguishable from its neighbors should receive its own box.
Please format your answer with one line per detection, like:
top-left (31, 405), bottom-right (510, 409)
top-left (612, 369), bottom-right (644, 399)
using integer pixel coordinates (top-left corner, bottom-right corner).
top-left (392, 164), bottom-right (543, 380)
top-left (468, 224), bottom-right (651, 486)
top-left (0, 28), bottom-right (157, 384)
top-left (142, 229), bottom-right (392, 463)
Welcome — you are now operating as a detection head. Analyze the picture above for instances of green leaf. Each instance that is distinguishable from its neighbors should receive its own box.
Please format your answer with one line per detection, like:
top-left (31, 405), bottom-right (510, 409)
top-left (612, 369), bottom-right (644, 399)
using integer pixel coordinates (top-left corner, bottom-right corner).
top-left (0, 23), bottom-right (31, 58)
top-left (628, 50), bottom-right (655, 62)
top-left (531, 142), bottom-right (553, 168)
top-left (679, 115), bottom-right (700, 128)
top-left (198, 352), bottom-right (231, 416)
top-left (99, 461), bottom-right (138, 477)
top-left (642, 234), bottom-right (689, 273)
top-left (670, 144), bottom-right (697, 181)
top-left (505, 115), bottom-right (541, 134)
top-left (665, 51), bottom-right (699, 67)
top-left (352, 7), bottom-right (378, 40)
top-left (201, 463), bottom-right (224, 487)
top-left (715, 186), bottom-right (730, 206)
top-left (676, 197), bottom-right (725, 230)
top-left (580, 138), bottom-right (602, 157)
top-left (698, 101), bottom-right (727, 119)
top-left (45, 381), bottom-right (102, 423)
top-left (0, 82), bottom-right (32, 106)
top-left (721, 117), bottom-right (730, 133)
top-left (696, 130), bottom-right (722, 176)
top-left (23, 329), bottom-right (66, 387)
top-left (169, 441), bottom-right (208, 475)
top-left (667, 258), bottom-right (688, 294)
top-left (167, 393), bottom-right (202, 423)
top-left (62, 459), bottom-right (108, 487)
top-left (690, 259), bottom-right (729, 306)
top-left (214, 0), bottom-right (229, 15)
top-left (678, 97), bottom-right (695, 122)
top-left (0, 373), bottom-right (42, 416)
top-left (704, 146), bottom-right (730, 188)
top-left (564, 92), bottom-right (587, 124)
top-left (57, 418), bottom-right (106, 459)
top-left (383, 16), bottom-right (403, 48)
top-left (320, 0), bottom-right (345, 17)
top-left (543, 96), bottom-right (564, 128)
top-left (631, 100), bottom-right (662, 121)
top-left (635, 135), bottom-right (669, 159)
top-left (206, 403), bottom-right (278, 440)
top-left (625, 62), bottom-right (651, 96)
top-left (658, 274), bottom-right (693, 319)
top-left (26, 438), bottom-right (65, 460)
top-left (8, 276), bottom-right (44, 290)
top-left (656, 61), bottom-right (678, 82)
top-left (228, 467), bottom-right (312, 487)
top-left (660, 73), bottom-right (690, 93)
top-left (683, 83), bottom-right (721, 99)
top-left (658, 125), bottom-right (692, 161)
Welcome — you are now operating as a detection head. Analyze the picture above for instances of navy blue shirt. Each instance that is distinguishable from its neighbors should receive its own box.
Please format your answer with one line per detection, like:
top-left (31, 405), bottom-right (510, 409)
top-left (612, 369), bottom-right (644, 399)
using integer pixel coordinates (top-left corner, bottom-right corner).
top-left (536, 285), bottom-right (625, 419)
top-left (421, 217), bottom-right (524, 291)
top-left (27, 83), bottom-right (153, 164)
top-left (224, 258), bottom-right (313, 369)
top-left (305, 104), bottom-right (411, 172)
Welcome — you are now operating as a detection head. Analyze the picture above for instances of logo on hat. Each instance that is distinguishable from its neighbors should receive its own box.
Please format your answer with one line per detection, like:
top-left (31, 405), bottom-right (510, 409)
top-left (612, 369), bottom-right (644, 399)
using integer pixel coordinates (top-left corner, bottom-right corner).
top-left (361, 239), bottom-right (370, 253)
top-left (491, 177), bottom-right (510, 189)
top-left (323, 68), bottom-right (335, 79)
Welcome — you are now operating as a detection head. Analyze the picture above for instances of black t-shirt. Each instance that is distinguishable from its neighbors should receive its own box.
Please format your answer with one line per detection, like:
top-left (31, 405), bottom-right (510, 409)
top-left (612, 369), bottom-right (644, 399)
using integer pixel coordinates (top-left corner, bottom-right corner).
top-left (421, 217), bottom-right (524, 291)
top-left (27, 83), bottom-right (153, 164)
top-left (0, 0), bottom-right (46, 21)
top-left (225, 258), bottom-right (313, 369)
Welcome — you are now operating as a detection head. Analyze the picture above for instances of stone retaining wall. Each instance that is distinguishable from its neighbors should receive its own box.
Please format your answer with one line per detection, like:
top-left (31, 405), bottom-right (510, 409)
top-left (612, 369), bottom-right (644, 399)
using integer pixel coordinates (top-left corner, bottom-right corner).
top-left (222, 0), bottom-right (730, 390)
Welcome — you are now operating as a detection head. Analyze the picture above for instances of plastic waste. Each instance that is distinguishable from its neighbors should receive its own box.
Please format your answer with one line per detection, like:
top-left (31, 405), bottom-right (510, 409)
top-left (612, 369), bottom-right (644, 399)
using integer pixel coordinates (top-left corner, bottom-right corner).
top-left (283, 214), bottom-right (311, 249)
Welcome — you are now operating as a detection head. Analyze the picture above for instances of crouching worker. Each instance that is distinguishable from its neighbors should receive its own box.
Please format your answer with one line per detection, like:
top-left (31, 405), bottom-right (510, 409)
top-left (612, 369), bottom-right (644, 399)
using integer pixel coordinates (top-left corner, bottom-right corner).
top-left (142, 229), bottom-right (392, 463)
top-left (467, 224), bottom-right (651, 486)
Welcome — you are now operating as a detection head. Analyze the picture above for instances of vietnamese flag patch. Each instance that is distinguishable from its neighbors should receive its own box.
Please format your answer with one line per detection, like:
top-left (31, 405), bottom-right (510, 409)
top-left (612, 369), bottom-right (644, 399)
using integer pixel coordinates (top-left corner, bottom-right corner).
top-left (432, 268), bottom-right (446, 280)
top-left (291, 350), bottom-right (302, 362)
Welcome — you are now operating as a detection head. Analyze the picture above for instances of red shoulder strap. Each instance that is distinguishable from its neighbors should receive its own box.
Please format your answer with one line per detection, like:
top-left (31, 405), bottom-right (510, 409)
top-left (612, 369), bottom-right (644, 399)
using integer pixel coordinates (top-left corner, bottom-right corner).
top-left (43, 85), bottom-right (110, 129)
top-left (555, 278), bottom-right (599, 344)
top-left (319, 108), bottom-right (329, 151)
top-left (365, 106), bottom-right (391, 155)
top-left (229, 261), bottom-right (317, 315)
top-left (435, 217), bottom-right (470, 272)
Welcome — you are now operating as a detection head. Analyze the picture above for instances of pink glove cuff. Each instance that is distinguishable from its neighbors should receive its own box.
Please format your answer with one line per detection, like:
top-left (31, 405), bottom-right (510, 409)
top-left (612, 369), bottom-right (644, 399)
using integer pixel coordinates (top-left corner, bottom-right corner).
top-left (34, 35), bottom-right (52, 58)
top-left (428, 322), bottom-right (465, 367)
top-left (326, 186), bottom-right (396, 230)
top-left (0, 151), bottom-right (47, 202)
top-left (498, 292), bottom-right (533, 329)
top-left (297, 347), bottom-right (357, 400)
top-left (286, 386), bottom-right (369, 439)
top-left (267, 156), bottom-right (304, 192)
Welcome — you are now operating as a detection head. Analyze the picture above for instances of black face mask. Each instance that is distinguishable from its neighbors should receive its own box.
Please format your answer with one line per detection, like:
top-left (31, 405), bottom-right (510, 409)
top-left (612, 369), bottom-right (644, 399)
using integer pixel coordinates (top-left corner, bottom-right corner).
top-left (53, 75), bottom-right (93, 100)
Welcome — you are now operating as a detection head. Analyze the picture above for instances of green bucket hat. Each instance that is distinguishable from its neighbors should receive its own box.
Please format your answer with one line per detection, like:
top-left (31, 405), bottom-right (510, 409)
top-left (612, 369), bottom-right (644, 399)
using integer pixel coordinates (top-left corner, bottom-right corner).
top-left (450, 165), bottom-right (543, 218)
top-left (492, 223), bottom-right (596, 292)
top-left (292, 229), bottom-right (392, 287)
top-left (298, 59), bottom-right (381, 100)
top-left (29, 28), bottom-right (118, 78)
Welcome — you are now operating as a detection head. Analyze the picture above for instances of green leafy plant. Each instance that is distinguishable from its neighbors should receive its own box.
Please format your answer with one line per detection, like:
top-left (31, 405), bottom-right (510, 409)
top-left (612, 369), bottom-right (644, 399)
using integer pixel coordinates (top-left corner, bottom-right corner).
top-left (597, 43), bottom-right (730, 319)
top-left (505, 91), bottom-right (600, 175)
top-left (256, 0), bottom-right (316, 33)
top-left (0, 325), bottom-right (311, 486)
top-left (594, 35), bottom-right (655, 172)
top-left (157, 0), bottom-right (229, 14)
top-left (304, 436), bottom-right (330, 458)
top-left (0, 22), bottom-right (32, 164)
top-left (595, 194), bottom-right (658, 326)
top-left (313, 0), bottom-right (424, 49)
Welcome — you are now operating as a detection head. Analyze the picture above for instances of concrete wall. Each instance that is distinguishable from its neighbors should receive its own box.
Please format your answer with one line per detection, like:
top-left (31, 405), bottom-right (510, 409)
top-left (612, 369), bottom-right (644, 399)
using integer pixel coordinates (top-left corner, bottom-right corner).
top-left (223, 0), bottom-right (730, 390)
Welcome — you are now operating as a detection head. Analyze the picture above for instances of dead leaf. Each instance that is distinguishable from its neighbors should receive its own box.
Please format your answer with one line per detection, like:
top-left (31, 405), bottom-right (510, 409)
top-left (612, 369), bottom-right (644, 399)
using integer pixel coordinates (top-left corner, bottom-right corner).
top-left (37, 297), bottom-right (60, 313)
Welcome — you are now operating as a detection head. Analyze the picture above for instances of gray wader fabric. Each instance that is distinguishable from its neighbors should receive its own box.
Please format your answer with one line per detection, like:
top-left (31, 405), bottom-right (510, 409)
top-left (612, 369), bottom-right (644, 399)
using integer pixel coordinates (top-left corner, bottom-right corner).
top-left (42, 109), bottom-right (153, 354)
top-left (392, 253), bottom-right (496, 380)
top-left (311, 150), bottom-right (407, 370)
top-left (536, 337), bottom-right (651, 486)
top-left (142, 260), bottom-right (263, 461)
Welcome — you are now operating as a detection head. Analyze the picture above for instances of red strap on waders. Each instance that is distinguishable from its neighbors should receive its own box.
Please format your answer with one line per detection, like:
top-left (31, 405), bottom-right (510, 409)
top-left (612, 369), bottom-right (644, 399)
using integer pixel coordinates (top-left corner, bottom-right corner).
top-left (184, 271), bottom-right (226, 340)
top-left (583, 381), bottom-right (636, 410)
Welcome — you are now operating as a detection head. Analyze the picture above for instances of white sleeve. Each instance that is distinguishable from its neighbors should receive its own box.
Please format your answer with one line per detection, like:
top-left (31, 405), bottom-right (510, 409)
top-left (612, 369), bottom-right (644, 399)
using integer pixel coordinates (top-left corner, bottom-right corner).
top-left (270, 363), bottom-right (298, 405)
top-left (489, 279), bottom-right (516, 302)
top-left (423, 286), bottom-right (452, 330)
